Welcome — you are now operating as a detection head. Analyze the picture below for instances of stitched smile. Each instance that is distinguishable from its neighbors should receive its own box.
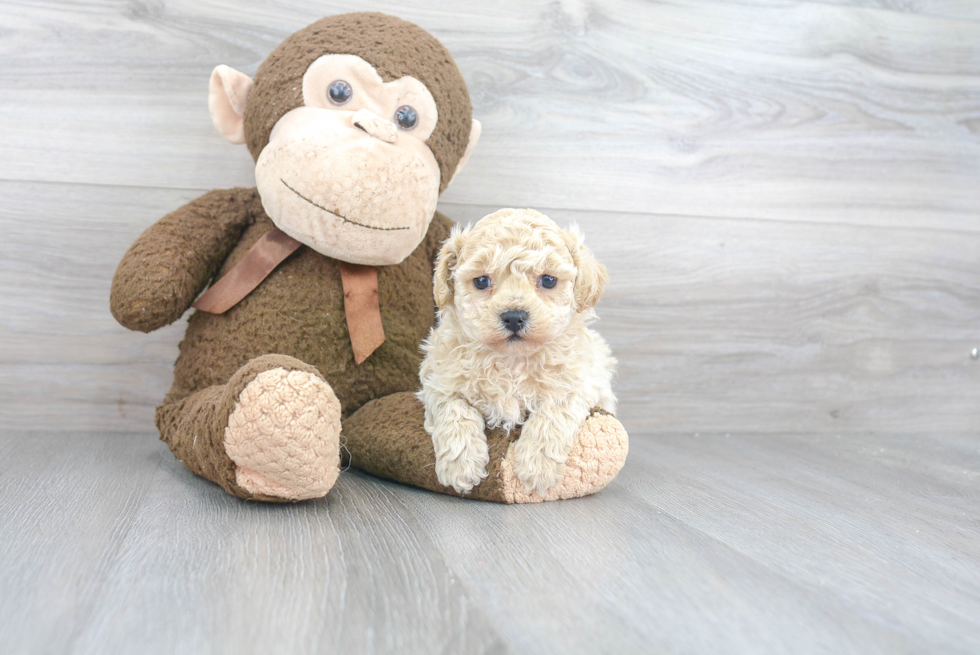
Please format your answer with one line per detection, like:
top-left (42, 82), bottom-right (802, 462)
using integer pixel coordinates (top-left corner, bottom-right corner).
top-left (281, 179), bottom-right (410, 232)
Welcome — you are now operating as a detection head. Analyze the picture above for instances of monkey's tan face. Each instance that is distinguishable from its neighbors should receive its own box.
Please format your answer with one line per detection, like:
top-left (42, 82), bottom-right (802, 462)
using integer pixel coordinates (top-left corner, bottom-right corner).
top-left (209, 49), bottom-right (479, 266)
top-left (253, 55), bottom-right (441, 265)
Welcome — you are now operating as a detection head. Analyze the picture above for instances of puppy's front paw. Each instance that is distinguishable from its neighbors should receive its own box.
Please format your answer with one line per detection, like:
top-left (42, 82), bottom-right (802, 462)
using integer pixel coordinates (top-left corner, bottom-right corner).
top-left (434, 435), bottom-right (489, 494)
top-left (512, 440), bottom-right (564, 495)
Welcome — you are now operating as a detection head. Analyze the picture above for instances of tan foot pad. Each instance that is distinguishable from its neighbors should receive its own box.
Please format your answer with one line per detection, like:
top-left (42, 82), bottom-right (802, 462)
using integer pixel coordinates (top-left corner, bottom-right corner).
top-left (225, 367), bottom-right (341, 501)
top-left (499, 413), bottom-right (629, 504)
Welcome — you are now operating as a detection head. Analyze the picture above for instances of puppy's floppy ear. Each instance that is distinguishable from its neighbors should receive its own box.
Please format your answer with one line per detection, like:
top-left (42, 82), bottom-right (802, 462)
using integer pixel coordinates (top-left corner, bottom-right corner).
top-left (562, 226), bottom-right (608, 311)
top-left (433, 227), bottom-right (467, 308)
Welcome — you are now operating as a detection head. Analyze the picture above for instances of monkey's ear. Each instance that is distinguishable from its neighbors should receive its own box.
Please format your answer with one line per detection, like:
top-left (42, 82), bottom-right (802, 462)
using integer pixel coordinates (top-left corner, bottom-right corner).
top-left (562, 227), bottom-right (608, 312)
top-left (433, 228), bottom-right (467, 308)
top-left (446, 119), bottom-right (482, 188)
top-left (209, 65), bottom-right (254, 145)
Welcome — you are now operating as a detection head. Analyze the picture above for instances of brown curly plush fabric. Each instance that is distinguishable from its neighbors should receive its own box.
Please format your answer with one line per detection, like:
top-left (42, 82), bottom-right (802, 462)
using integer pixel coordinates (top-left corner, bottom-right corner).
top-left (343, 393), bottom-right (628, 504)
top-left (114, 187), bottom-right (452, 414)
top-left (110, 189), bottom-right (260, 333)
top-left (244, 12), bottom-right (472, 192)
top-left (112, 186), bottom-right (452, 500)
top-left (343, 392), bottom-right (513, 501)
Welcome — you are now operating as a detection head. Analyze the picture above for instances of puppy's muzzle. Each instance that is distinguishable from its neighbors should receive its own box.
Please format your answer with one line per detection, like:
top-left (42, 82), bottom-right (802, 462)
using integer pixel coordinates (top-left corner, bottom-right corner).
top-left (500, 310), bottom-right (529, 335)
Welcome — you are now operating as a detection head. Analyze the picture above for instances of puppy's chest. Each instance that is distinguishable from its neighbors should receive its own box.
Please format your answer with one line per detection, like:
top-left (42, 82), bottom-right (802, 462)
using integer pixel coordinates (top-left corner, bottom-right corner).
top-left (461, 359), bottom-right (560, 429)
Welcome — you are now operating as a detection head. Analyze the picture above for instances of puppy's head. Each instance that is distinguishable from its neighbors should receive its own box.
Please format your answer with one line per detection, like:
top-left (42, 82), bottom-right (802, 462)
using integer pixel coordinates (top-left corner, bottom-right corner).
top-left (433, 208), bottom-right (607, 352)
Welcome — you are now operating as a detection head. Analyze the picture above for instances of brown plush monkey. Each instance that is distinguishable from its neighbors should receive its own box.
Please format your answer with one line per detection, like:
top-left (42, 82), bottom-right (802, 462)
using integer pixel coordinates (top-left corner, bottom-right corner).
top-left (110, 12), bottom-right (628, 503)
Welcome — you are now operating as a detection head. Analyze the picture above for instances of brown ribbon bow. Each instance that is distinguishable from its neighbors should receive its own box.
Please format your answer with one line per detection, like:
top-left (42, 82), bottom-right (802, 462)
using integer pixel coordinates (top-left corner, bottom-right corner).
top-left (192, 228), bottom-right (385, 365)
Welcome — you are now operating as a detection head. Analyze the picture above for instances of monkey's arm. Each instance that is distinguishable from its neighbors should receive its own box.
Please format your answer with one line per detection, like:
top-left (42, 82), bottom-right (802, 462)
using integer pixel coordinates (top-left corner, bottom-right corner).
top-left (110, 188), bottom-right (259, 333)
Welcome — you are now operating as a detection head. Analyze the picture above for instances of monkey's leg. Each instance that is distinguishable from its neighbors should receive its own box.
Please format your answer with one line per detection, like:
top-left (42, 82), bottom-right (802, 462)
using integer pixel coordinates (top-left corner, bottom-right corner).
top-left (342, 392), bottom-right (629, 504)
top-left (156, 354), bottom-right (341, 502)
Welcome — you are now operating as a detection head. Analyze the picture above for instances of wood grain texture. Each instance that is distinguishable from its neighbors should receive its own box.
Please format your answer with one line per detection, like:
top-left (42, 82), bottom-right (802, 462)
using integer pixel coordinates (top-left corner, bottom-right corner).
top-left (0, 433), bottom-right (160, 655)
top-left (400, 430), bottom-right (980, 654)
top-left (2, 430), bottom-right (977, 654)
top-left (0, 0), bottom-right (978, 229)
top-left (0, 432), bottom-right (509, 655)
top-left (813, 0), bottom-right (980, 21)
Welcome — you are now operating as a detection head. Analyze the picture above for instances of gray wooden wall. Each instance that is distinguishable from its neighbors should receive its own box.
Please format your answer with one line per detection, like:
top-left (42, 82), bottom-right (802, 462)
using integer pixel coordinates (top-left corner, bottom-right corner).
top-left (1, 0), bottom-right (978, 435)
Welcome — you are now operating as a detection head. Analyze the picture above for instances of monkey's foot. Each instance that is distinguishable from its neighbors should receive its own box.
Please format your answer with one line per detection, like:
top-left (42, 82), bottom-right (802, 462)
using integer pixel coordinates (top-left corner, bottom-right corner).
top-left (224, 367), bottom-right (341, 501)
top-left (498, 412), bottom-right (629, 504)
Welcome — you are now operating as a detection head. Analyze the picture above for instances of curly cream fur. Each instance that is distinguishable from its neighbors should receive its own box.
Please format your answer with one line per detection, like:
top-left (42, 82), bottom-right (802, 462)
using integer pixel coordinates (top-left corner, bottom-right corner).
top-left (419, 209), bottom-right (616, 495)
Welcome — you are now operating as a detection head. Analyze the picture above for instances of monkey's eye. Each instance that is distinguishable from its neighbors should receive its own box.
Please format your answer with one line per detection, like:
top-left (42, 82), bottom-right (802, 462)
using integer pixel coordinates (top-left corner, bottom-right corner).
top-left (540, 275), bottom-right (558, 289)
top-left (395, 105), bottom-right (418, 130)
top-left (473, 276), bottom-right (491, 291)
top-left (328, 80), bottom-right (352, 106)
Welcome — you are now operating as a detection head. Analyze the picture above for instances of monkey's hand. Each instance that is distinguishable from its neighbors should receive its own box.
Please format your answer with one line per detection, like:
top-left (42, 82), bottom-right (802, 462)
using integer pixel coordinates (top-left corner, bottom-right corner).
top-left (110, 188), bottom-right (258, 333)
top-left (513, 400), bottom-right (589, 495)
top-left (425, 396), bottom-right (489, 494)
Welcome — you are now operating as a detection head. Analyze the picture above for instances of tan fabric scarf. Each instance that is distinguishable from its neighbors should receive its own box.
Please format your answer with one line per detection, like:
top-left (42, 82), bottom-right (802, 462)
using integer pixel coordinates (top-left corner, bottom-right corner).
top-left (192, 228), bottom-right (385, 364)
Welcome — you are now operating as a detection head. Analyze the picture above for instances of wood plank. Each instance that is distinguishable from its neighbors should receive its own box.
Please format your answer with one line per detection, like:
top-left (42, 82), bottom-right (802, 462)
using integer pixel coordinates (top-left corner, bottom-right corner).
top-left (0, 432), bottom-right (509, 655)
top-left (0, 181), bottom-right (198, 431)
top-left (0, 0), bottom-right (977, 229)
top-left (3, 430), bottom-right (976, 653)
top-left (624, 431), bottom-right (980, 651)
top-left (0, 432), bottom-right (162, 654)
top-left (397, 431), bottom-right (980, 654)
top-left (812, 0), bottom-right (980, 21)
top-left (2, 182), bottom-right (979, 434)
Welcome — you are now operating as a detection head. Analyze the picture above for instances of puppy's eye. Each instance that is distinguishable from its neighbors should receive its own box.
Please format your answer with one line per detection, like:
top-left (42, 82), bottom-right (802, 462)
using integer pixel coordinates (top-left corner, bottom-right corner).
top-left (328, 80), bottom-right (353, 106)
top-left (473, 276), bottom-right (491, 290)
top-left (540, 275), bottom-right (558, 289)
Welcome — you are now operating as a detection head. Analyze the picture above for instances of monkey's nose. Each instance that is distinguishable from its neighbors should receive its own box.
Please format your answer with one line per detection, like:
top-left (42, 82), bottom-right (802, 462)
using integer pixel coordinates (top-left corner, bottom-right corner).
top-left (500, 310), bottom-right (529, 334)
top-left (352, 108), bottom-right (397, 144)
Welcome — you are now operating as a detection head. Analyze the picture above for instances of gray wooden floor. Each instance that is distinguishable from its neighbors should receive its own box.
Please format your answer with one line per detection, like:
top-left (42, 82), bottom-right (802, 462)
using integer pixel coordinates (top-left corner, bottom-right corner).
top-left (1, 0), bottom-right (979, 652)
top-left (2, 430), bottom-right (978, 654)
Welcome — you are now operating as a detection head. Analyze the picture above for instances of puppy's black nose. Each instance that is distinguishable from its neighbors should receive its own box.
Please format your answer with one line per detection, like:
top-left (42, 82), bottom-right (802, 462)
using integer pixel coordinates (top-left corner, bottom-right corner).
top-left (500, 310), bottom-right (529, 334)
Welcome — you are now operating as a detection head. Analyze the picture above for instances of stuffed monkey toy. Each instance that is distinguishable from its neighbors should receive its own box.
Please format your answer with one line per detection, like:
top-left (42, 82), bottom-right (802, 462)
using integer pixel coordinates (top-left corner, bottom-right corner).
top-left (110, 12), bottom-right (628, 503)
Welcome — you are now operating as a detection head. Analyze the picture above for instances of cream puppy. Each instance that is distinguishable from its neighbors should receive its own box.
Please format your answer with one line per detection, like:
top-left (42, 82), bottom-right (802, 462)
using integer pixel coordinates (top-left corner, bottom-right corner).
top-left (418, 208), bottom-right (617, 495)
